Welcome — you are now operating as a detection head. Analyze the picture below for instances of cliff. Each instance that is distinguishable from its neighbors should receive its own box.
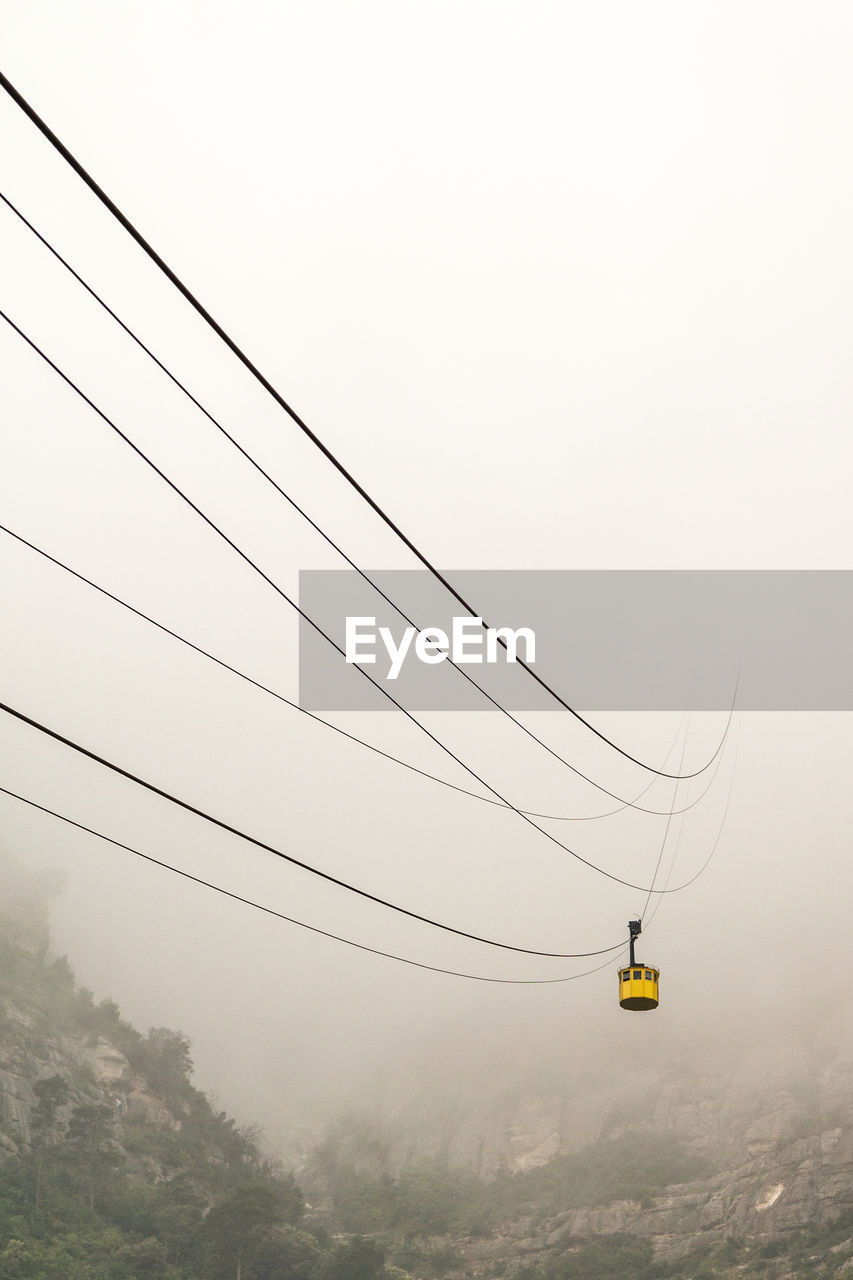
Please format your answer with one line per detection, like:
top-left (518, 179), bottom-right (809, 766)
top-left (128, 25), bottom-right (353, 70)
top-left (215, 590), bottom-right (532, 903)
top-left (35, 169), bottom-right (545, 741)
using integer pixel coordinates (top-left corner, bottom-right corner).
top-left (306, 1009), bottom-right (853, 1278)
top-left (0, 856), bottom-right (379, 1280)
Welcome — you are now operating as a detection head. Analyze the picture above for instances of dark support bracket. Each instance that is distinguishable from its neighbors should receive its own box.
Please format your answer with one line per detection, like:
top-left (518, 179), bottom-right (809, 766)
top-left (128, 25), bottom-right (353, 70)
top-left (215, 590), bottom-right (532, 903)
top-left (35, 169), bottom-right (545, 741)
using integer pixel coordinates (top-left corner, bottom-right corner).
top-left (628, 919), bottom-right (642, 968)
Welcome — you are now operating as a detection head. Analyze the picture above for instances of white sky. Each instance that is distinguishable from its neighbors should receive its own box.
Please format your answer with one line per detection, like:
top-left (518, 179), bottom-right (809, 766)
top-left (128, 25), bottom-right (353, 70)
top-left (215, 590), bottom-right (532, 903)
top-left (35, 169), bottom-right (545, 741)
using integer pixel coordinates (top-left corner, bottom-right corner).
top-left (1, 2), bottom-right (852, 1149)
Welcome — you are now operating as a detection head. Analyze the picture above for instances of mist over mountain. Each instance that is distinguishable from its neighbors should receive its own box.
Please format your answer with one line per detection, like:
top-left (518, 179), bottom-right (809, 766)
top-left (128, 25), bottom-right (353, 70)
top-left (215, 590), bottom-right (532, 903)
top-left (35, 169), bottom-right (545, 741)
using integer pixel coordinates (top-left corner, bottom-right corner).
top-left (0, 855), bottom-right (393, 1278)
top-left (3, 4), bottom-right (853, 1277)
top-left (3, 846), bottom-right (853, 1280)
top-left (299, 999), bottom-right (853, 1276)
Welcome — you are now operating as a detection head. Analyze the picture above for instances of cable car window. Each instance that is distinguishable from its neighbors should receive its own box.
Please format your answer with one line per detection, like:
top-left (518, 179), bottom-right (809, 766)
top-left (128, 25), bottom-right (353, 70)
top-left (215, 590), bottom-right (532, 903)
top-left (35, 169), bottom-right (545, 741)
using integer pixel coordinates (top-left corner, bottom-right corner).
top-left (645, 971), bottom-right (652, 980)
top-left (633, 971), bottom-right (642, 980)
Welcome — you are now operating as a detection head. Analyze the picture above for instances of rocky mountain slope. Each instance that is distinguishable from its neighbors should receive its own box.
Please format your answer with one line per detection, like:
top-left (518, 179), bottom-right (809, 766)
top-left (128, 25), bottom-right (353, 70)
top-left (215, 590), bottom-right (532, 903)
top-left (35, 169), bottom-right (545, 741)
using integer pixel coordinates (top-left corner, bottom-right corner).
top-left (304, 1009), bottom-right (853, 1277)
top-left (0, 857), bottom-right (389, 1279)
top-left (3, 849), bottom-right (853, 1279)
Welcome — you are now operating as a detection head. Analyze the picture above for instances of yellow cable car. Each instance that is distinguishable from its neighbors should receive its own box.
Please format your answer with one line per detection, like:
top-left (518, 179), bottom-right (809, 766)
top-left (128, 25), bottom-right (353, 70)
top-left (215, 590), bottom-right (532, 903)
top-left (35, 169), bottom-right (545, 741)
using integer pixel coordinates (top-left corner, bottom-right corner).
top-left (618, 920), bottom-right (659, 1011)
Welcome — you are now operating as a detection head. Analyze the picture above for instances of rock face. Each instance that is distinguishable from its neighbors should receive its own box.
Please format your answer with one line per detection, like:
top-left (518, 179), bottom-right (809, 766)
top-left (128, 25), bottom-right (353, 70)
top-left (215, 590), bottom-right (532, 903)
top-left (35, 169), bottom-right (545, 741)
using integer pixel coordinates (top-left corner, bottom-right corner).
top-left (0, 867), bottom-right (190, 1174)
top-left (517, 1122), bottom-right (853, 1266)
top-left (0, 1012), bottom-right (180, 1167)
top-left (448, 1118), bottom-right (853, 1271)
top-left (310, 1005), bottom-right (853, 1272)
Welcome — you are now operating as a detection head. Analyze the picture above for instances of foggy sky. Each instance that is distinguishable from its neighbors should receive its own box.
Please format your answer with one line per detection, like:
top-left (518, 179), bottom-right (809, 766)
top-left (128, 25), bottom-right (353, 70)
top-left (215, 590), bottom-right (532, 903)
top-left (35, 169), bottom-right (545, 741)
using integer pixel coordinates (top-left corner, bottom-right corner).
top-left (1, 2), bottom-right (852, 1155)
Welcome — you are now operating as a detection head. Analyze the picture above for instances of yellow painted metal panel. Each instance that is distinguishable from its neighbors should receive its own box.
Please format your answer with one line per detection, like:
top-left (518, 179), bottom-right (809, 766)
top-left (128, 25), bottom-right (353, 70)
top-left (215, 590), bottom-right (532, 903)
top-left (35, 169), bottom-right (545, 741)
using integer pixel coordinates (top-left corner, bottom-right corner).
top-left (618, 965), bottom-right (660, 1011)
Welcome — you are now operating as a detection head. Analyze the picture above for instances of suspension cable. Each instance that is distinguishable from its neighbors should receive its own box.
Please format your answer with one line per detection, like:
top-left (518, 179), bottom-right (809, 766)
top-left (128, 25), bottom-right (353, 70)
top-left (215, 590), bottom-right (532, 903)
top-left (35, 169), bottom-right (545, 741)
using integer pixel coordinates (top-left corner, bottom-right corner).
top-left (0, 784), bottom-right (621, 985)
top-left (0, 68), bottom-right (728, 782)
top-left (0, 308), bottom-right (726, 893)
top-left (0, 187), bottom-right (724, 813)
top-left (0, 521), bottom-right (723, 823)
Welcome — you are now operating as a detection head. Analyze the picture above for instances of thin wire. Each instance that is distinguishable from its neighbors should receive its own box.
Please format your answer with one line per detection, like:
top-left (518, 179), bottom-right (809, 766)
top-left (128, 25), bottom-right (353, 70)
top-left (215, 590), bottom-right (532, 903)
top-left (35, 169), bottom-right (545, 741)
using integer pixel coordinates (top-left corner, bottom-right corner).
top-left (0, 697), bottom-right (630, 958)
top-left (644, 812), bottom-right (687, 934)
top-left (605, 731), bottom-right (737, 973)
top-left (0, 69), bottom-right (727, 783)
top-left (639, 715), bottom-right (690, 921)
top-left (0, 521), bottom-right (721, 824)
top-left (0, 785), bottom-right (618, 985)
top-left (0, 309), bottom-right (723, 894)
top-left (0, 187), bottom-right (716, 817)
top-left (644, 724), bottom-right (740, 933)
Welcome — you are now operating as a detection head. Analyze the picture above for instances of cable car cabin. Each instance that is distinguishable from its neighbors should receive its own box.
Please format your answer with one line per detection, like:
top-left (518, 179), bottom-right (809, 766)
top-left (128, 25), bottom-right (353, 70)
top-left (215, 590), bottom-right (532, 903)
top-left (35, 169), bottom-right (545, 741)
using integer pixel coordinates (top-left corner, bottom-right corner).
top-left (618, 920), bottom-right (659, 1011)
top-left (618, 964), bottom-right (659, 1011)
